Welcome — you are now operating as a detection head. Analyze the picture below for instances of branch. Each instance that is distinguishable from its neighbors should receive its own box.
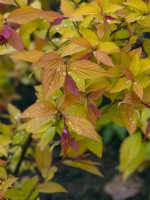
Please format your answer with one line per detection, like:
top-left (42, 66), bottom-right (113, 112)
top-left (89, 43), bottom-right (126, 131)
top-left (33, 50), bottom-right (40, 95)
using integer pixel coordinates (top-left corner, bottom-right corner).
top-left (14, 134), bottom-right (32, 176)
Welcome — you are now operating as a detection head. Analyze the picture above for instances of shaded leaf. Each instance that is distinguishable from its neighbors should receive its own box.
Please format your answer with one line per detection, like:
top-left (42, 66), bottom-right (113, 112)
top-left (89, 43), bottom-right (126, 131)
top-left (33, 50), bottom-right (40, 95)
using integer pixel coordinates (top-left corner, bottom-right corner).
top-left (63, 160), bottom-right (103, 176)
top-left (86, 137), bottom-right (103, 157)
top-left (65, 74), bottom-right (79, 98)
top-left (119, 103), bottom-right (137, 135)
top-left (36, 182), bottom-right (67, 193)
top-left (145, 120), bottom-right (150, 140)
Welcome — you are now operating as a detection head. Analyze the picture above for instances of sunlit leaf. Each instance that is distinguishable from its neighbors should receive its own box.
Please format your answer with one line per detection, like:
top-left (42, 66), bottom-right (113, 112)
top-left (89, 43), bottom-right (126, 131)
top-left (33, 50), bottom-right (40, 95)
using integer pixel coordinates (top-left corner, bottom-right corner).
top-left (20, 101), bottom-right (57, 118)
top-left (11, 51), bottom-right (44, 63)
top-left (119, 103), bottom-right (137, 135)
top-left (123, 0), bottom-right (149, 12)
top-left (110, 77), bottom-right (132, 93)
top-left (129, 54), bottom-right (140, 77)
top-left (64, 114), bottom-right (101, 142)
top-left (86, 137), bottom-right (103, 157)
top-left (70, 60), bottom-right (105, 79)
top-left (68, 37), bottom-right (92, 48)
top-left (94, 50), bottom-right (115, 67)
top-left (98, 42), bottom-right (120, 54)
top-left (61, 43), bottom-right (86, 57)
top-left (8, 7), bottom-right (42, 24)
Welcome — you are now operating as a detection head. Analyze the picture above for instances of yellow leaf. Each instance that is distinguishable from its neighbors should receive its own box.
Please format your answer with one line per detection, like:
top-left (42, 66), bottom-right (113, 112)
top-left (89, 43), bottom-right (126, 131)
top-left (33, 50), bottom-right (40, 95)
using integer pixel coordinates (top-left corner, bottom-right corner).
top-left (8, 6), bottom-right (42, 24)
top-left (61, 0), bottom-right (75, 17)
top-left (81, 27), bottom-right (99, 46)
top-left (70, 60), bottom-right (105, 79)
top-left (64, 114), bottom-right (101, 142)
top-left (133, 82), bottom-right (143, 100)
top-left (86, 138), bottom-right (103, 157)
top-left (71, 3), bottom-right (101, 17)
top-left (0, 0), bottom-right (16, 6)
top-left (2, 178), bottom-right (18, 192)
top-left (98, 42), bottom-right (120, 54)
top-left (68, 37), bottom-right (92, 48)
top-left (15, 0), bottom-right (27, 7)
top-left (123, 0), bottom-right (149, 13)
top-left (110, 77), bottom-right (132, 93)
top-left (93, 50), bottom-right (115, 66)
top-left (140, 57), bottom-right (150, 73)
top-left (95, 0), bottom-right (104, 7)
top-left (20, 101), bottom-right (57, 118)
top-left (129, 54), bottom-right (141, 77)
top-left (63, 160), bottom-right (103, 176)
top-left (61, 43), bottom-right (86, 57)
top-left (11, 51), bottom-right (44, 63)
top-left (119, 103), bottom-right (137, 135)
top-left (33, 52), bottom-right (64, 69)
top-left (103, 3), bottom-right (123, 13)
top-left (42, 66), bottom-right (66, 98)
top-left (36, 182), bottom-right (67, 193)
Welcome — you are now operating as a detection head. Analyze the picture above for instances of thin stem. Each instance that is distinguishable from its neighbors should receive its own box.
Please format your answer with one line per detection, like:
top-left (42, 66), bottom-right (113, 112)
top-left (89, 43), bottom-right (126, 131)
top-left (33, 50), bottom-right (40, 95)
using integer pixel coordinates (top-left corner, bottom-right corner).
top-left (72, 22), bottom-right (82, 37)
top-left (14, 135), bottom-right (32, 176)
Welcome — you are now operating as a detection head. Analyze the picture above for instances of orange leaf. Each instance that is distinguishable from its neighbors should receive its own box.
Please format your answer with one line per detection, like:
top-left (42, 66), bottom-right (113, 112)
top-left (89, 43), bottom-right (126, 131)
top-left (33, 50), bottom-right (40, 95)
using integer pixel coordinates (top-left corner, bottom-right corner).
top-left (70, 60), bottom-right (105, 79)
top-left (64, 114), bottom-right (101, 142)
top-left (94, 50), bottom-right (114, 66)
top-left (20, 101), bottom-right (57, 119)
top-left (68, 37), bottom-right (92, 48)
top-left (133, 82), bottom-right (143, 100)
top-left (119, 103), bottom-right (137, 135)
top-left (41, 11), bottom-right (63, 22)
top-left (42, 66), bottom-right (66, 98)
top-left (121, 66), bottom-right (134, 81)
top-left (0, 160), bottom-right (7, 166)
top-left (8, 7), bottom-right (42, 24)
top-left (122, 91), bottom-right (141, 106)
top-left (33, 52), bottom-right (64, 69)
top-left (11, 51), bottom-right (44, 63)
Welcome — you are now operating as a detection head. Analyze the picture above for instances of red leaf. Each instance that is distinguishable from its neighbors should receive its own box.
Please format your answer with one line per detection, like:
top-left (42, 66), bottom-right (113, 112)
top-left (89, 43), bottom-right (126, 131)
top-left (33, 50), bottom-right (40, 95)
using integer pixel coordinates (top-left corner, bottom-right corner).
top-left (65, 74), bottom-right (79, 98)
top-left (89, 100), bottom-right (102, 118)
top-left (104, 14), bottom-right (117, 21)
top-left (144, 120), bottom-right (150, 140)
top-left (53, 17), bottom-right (63, 25)
top-left (7, 27), bottom-right (24, 51)
top-left (77, 53), bottom-right (92, 61)
top-left (1, 26), bottom-right (12, 39)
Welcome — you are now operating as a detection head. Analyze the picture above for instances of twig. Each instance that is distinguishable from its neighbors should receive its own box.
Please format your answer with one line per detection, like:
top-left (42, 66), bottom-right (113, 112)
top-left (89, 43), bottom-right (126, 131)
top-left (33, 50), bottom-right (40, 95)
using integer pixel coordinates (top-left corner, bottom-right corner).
top-left (14, 135), bottom-right (32, 176)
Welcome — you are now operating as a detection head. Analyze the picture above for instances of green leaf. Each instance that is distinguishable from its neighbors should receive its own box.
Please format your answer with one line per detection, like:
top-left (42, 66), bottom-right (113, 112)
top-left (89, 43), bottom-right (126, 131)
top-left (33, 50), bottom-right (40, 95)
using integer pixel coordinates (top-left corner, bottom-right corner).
top-left (120, 132), bottom-right (148, 179)
top-left (40, 127), bottom-right (56, 151)
top-left (22, 176), bottom-right (39, 199)
top-left (36, 182), bottom-right (67, 193)
top-left (5, 188), bottom-right (24, 200)
top-left (123, 0), bottom-right (149, 13)
top-left (86, 137), bottom-right (103, 157)
top-left (15, 0), bottom-right (27, 7)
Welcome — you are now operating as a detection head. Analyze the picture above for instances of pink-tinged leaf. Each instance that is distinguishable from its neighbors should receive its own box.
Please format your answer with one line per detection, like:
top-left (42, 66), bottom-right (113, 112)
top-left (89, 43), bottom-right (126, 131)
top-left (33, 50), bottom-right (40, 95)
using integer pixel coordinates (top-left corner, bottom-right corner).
top-left (121, 66), bottom-right (134, 81)
top-left (53, 17), bottom-right (63, 25)
top-left (33, 52), bottom-right (64, 69)
top-left (119, 103), bottom-right (137, 135)
top-left (41, 11), bottom-right (63, 22)
top-left (90, 88), bottom-right (106, 100)
top-left (1, 26), bottom-right (12, 39)
top-left (94, 50), bottom-right (115, 67)
top-left (144, 120), bottom-right (150, 140)
top-left (61, 125), bottom-right (78, 158)
top-left (0, 34), bottom-right (7, 45)
top-left (7, 27), bottom-right (24, 51)
top-left (65, 74), bottom-right (79, 98)
top-left (77, 53), bottom-right (92, 61)
top-left (20, 101), bottom-right (58, 119)
top-left (88, 99), bottom-right (102, 125)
